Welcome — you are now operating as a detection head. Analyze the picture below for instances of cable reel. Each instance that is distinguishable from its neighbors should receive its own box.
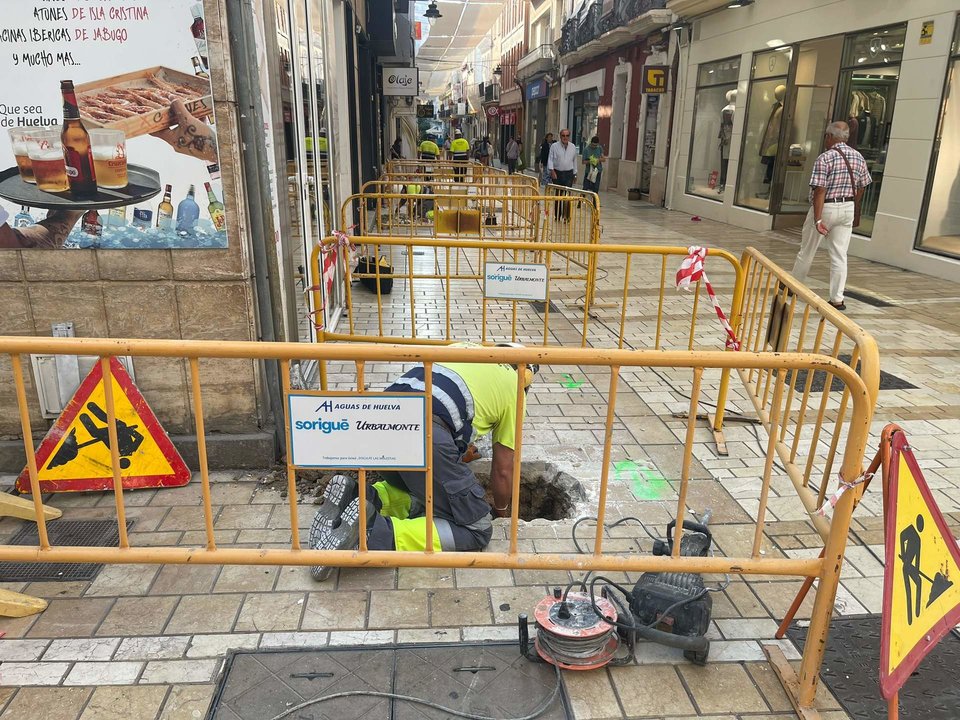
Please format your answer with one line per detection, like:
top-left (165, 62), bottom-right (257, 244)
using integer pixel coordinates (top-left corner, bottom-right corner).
top-left (530, 590), bottom-right (620, 670)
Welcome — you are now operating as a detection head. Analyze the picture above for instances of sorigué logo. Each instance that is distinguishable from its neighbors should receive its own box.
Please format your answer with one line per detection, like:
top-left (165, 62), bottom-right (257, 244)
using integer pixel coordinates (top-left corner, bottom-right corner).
top-left (294, 418), bottom-right (350, 433)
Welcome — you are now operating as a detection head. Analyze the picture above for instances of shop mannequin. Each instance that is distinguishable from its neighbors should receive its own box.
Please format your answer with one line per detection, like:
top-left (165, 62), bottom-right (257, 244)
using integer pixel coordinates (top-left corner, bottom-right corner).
top-left (759, 84), bottom-right (786, 195)
top-left (718, 89), bottom-right (736, 191)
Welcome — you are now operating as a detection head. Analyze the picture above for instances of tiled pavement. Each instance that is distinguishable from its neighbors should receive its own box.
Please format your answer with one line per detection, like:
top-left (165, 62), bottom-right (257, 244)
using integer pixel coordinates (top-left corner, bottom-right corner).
top-left (1, 194), bottom-right (959, 719)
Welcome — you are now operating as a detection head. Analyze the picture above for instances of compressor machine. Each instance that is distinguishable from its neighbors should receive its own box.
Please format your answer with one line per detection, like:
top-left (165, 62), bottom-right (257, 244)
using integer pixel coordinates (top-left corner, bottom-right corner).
top-left (519, 516), bottom-right (720, 669)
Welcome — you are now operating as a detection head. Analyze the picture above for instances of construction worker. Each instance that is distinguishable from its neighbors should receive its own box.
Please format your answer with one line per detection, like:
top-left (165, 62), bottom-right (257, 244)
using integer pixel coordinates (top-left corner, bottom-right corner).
top-left (418, 133), bottom-right (440, 161)
top-left (450, 130), bottom-right (471, 182)
top-left (309, 345), bottom-right (538, 579)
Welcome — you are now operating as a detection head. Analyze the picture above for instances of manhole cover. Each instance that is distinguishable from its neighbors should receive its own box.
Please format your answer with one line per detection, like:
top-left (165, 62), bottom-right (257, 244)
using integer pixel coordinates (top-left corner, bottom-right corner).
top-left (0, 518), bottom-right (134, 582)
top-left (787, 616), bottom-right (960, 719)
top-left (472, 461), bottom-right (585, 521)
top-left (207, 642), bottom-right (570, 720)
top-left (790, 353), bottom-right (916, 393)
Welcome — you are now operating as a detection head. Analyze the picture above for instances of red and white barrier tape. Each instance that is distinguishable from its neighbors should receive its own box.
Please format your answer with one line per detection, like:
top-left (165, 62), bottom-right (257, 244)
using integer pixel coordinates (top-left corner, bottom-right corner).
top-left (676, 246), bottom-right (741, 351)
top-left (816, 471), bottom-right (872, 517)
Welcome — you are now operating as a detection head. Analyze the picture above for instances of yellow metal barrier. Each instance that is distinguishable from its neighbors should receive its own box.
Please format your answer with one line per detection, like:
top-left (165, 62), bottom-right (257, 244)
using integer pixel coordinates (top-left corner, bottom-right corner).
top-left (311, 237), bottom-right (742, 352)
top-left (2, 337), bottom-right (874, 710)
top-left (384, 159), bottom-right (509, 179)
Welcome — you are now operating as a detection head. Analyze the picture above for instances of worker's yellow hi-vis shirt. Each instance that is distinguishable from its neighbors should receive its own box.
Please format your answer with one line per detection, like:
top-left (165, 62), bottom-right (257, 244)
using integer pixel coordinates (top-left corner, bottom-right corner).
top-left (419, 140), bottom-right (440, 156)
top-left (438, 362), bottom-right (524, 449)
top-left (450, 138), bottom-right (471, 154)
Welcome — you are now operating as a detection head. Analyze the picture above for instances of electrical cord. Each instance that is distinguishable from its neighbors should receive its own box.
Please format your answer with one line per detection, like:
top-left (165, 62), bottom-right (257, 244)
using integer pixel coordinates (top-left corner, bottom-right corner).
top-left (266, 661), bottom-right (562, 720)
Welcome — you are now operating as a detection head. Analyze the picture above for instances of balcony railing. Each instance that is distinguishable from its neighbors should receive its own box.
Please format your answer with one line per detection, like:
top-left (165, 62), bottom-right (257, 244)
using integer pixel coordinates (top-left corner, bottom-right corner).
top-left (517, 43), bottom-right (558, 78)
top-left (560, 0), bottom-right (668, 57)
top-left (483, 83), bottom-right (501, 103)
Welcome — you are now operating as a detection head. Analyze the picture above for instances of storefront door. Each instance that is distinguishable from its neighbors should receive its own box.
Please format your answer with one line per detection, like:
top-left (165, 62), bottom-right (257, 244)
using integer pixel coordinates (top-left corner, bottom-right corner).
top-left (775, 84), bottom-right (835, 215)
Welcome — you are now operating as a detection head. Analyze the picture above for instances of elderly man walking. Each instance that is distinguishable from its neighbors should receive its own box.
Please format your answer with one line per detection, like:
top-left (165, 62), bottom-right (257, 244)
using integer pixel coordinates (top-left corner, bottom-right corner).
top-left (791, 121), bottom-right (871, 311)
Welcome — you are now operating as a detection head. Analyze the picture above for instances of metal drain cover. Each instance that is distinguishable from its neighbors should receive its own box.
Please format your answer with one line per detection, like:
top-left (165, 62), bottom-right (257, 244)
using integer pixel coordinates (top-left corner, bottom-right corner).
top-left (787, 615), bottom-right (960, 719)
top-left (0, 518), bottom-right (133, 582)
top-left (207, 642), bottom-right (570, 720)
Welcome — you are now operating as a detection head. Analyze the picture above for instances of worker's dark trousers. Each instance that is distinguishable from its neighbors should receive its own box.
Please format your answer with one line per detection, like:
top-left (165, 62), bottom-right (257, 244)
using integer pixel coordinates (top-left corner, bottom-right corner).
top-left (553, 170), bottom-right (574, 221)
top-left (367, 416), bottom-right (493, 552)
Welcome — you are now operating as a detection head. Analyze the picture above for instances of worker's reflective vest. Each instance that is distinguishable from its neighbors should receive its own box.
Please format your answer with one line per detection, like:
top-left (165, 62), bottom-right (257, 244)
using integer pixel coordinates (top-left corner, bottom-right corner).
top-left (386, 365), bottom-right (475, 453)
top-left (419, 140), bottom-right (440, 158)
top-left (406, 184), bottom-right (422, 195)
top-left (450, 138), bottom-right (471, 160)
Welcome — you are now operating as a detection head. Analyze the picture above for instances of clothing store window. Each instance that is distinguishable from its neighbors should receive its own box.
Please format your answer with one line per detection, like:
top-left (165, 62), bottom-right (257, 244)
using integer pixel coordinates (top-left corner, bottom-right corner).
top-left (835, 24), bottom-right (906, 236)
top-left (917, 17), bottom-right (960, 259)
top-left (569, 89), bottom-right (599, 153)
top-left (736, 47), bottom-right (792, 212)
top-left (686, 57), bottom-right (741, 200)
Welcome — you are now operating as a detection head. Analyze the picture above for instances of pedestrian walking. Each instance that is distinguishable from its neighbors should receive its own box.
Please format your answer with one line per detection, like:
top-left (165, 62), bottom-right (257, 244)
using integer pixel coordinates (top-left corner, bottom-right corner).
top-left (478, 136), bottom-right (493, 166)
top-left (581, 135), bottom-right (606, 193)
top-left (547, 128), bottom-right (578, 221)
top-left (505, 135), bottom-right (522, 174)
top-left (791, 121), bottom-right (871, 311)
top-left (538, 133), bottom-right (554, 186)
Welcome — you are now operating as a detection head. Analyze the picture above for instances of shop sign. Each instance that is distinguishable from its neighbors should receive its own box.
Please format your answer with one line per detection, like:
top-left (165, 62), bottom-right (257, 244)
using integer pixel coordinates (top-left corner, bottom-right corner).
top-left (500, 111), bottom-right (516, 125)
top-left (416, 104), bottom-right (435, 119)
top-left (0, 2), bottom-right (230, 250)
top-left (288, 394), bottom-right (427, 469)
top-left (920, 20), bottom-right (934, 46)
top-left (382, 66), bottom-right (419, 96)
top-left (484, 262), bottom-right (548, 301)
top-left (642, 65), bottom-right (669, 94)
top-left (526, 79), bottom-right (548, 101)
top-left (486, 105), bottom-right (500, 117)
top-left (457, 101), bottom-right (467, 116)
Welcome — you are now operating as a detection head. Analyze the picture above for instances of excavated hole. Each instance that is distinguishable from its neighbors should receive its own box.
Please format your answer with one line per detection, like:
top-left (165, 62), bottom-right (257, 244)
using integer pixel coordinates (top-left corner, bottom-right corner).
top-left (472, 460), bottom-right (585, 521)
top-left (260, 462), bottom-right (585, 521)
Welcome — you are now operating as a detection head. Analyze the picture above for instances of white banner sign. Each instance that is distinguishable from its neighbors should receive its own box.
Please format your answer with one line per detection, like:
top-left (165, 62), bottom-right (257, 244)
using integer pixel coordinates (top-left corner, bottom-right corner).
top-left (288, 394), bottom-right (427, 469)
top-left (382, 67), bottom-right (419, 96)
top-left (484, 262), bottom-right (548, 301)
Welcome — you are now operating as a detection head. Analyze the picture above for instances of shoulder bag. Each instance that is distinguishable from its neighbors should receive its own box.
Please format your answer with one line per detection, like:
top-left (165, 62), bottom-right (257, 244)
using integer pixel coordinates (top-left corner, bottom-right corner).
top-left (833, 147), bottom-right (861, 228)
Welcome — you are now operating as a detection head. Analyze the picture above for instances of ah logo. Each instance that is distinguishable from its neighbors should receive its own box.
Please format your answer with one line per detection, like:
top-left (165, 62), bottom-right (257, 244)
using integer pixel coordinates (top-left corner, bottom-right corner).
top-left (315, 400), bottom-right (334, 413)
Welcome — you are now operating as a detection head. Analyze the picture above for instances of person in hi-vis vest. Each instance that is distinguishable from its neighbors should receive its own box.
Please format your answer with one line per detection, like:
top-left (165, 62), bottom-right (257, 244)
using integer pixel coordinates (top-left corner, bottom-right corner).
top-left (450, 130), bottom-right (471, 182)
top-left (308, 346), bottom-right (538, 579)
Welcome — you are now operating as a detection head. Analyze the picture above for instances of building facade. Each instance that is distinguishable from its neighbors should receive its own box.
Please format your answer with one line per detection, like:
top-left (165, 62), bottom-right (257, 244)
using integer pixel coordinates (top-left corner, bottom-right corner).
top-left (557, 0), bottom-right (673, 195)
top-left (667, 0), bottom-right (960, 280)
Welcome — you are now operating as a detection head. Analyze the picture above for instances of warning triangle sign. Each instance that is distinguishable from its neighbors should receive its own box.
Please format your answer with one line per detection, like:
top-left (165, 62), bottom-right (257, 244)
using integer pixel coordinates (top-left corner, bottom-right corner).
top-left (16, 358), bottom-right (191, 494)
top-left (880, 430), bottom-right (960, 699)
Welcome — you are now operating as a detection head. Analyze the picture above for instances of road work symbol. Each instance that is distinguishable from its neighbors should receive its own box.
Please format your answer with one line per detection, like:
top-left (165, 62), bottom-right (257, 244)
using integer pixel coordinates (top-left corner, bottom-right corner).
top-left (880, 430), bottom-right (960, 699)
top-left (47, 402), bottom-right (144, 471)
top-left (560, 373), bottom-right (583, 389)
top-left (614, 459), bottom-right (668, 499)
top-left (16, 358), bottom-right (190, 494)
top-left (900, 513), bottom-right (953, 625)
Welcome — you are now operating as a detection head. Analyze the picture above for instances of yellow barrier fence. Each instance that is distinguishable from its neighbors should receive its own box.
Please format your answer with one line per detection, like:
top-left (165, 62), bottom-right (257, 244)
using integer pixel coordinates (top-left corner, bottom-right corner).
top-left (2, 337), bottom-right (874, 710)
top-left (311, 237), bottom-right (741, 350)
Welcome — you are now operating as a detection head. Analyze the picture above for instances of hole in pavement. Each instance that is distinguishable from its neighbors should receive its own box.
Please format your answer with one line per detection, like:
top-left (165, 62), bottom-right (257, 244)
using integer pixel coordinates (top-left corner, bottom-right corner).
top-left (472, 460), bottom-right (586, 521)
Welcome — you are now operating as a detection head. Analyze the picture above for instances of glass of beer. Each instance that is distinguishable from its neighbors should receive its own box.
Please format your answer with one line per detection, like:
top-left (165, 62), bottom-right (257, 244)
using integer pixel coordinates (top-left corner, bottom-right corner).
top-left (8, 128), bottom-right (36, 183)
top-left (27, 130), bottom-right (69, 192)
top-left (89, 129), bottom-right (128, 189)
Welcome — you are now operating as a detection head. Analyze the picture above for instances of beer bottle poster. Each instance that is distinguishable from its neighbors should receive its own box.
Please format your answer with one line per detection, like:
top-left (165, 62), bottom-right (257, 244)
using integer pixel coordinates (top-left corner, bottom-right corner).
top-left (0, 1), bottom-right (228, 249)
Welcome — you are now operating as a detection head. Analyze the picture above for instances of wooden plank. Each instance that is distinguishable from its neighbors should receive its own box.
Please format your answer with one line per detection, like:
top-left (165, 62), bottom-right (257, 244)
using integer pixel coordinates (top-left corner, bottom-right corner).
top-left (762, 643), bottom-right (822, 720)
top-left (0, 493), bottom-right (61, 522)
top-left (0, 589), bottom-right (47, 618)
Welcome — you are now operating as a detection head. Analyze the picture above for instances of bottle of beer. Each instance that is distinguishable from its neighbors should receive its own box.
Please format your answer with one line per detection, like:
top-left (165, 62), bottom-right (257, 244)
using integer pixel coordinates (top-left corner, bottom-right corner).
top-left (60, 80), bottom-right (98, 198)
top-left (203, 182), bottom-right (226, 232)
top-left (157, 184), bottom-right (174, 230)
top-left (191, 56), bottom-right (209, 79)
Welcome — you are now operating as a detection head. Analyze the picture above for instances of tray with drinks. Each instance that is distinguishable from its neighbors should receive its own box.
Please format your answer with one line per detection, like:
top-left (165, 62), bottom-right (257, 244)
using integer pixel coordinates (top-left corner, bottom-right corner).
top-left (0, 165), bottom-right (161, 211)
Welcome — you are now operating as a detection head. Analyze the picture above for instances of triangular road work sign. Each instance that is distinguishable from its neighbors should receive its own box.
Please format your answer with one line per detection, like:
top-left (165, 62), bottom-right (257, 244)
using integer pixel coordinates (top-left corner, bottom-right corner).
top-left (880, 431), bottom-right (960, 699)
top-left (16, 358), bottom-right (190, 493)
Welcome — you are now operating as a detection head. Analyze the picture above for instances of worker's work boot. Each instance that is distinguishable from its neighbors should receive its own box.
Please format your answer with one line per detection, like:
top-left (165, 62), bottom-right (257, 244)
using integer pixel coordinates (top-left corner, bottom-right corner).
top-left (310, 496), bottom-right (376, 581)
top-left (308, 475), bottom-right (357, 570)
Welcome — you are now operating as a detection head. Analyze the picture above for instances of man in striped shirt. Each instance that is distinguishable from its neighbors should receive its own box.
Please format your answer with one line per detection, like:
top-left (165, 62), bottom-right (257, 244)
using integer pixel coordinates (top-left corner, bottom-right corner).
top-left (792, 121), bottom-right (871, 311)
top-left (309, 350), bottom-right (537, 578)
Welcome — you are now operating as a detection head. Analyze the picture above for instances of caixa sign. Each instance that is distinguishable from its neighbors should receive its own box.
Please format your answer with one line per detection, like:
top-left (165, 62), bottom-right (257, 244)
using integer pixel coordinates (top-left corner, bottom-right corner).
top-left (382, 66), bottom-right (419, 96)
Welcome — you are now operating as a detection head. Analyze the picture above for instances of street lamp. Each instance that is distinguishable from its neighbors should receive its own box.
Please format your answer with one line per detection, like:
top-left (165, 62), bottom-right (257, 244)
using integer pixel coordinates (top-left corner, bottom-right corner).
top-left (424, 1), bottom-right (442, 22)
top-left (493, 64), bottom-right (503, 77)
top-left (726, 0), bottom-right (754, 7)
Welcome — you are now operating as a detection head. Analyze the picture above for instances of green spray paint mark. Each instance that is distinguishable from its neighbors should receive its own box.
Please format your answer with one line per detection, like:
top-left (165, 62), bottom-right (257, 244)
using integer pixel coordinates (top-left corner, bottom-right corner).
top-left (560, 373), bottom-right (584, 389)
top-left (614, 459), bottom-right (670, 500)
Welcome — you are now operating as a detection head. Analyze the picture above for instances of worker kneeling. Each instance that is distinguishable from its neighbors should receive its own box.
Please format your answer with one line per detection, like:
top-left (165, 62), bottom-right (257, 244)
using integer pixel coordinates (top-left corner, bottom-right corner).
top-left (309, 347), bottom-right (537, 580)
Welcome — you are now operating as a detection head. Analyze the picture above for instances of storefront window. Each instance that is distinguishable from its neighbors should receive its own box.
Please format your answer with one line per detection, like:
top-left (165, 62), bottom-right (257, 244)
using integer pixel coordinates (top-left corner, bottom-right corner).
top-left (736, 48), bottom-right (792, 212)
top-left (835, 25), bottom-right (906, 235)
top-left (570, 89), bottom-right (599, 153)
top-left (686, 57), bottom-right (741, 200)
top-left (917, 17), bottom-right (960, 259)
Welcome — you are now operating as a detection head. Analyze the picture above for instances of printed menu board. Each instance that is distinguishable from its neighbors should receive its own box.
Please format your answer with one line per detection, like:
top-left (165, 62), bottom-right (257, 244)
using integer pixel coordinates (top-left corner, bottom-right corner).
top-left (0, 1), bottom-right (228, 249)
